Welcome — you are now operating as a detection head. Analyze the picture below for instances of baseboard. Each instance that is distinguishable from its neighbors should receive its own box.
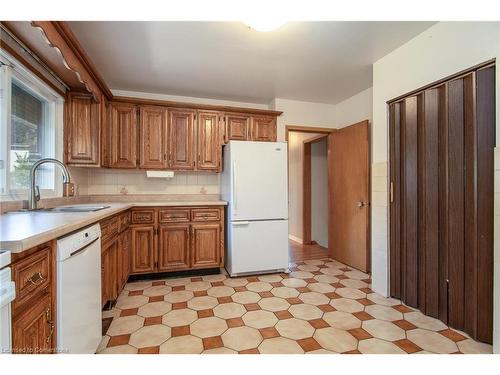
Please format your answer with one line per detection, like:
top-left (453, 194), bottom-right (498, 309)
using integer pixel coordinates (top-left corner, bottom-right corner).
top-left (288, 234), bottom-right (303, 243)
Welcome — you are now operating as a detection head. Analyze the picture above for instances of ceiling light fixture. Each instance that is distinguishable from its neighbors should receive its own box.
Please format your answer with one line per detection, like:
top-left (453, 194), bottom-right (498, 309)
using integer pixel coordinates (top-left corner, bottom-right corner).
top-left (243, 20), bottom-right (286, 32)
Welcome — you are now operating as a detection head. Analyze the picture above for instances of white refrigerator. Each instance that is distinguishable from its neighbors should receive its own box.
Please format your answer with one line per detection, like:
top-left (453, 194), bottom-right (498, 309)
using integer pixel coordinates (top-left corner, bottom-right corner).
top-left (222, 141), bottom-right (289, 277)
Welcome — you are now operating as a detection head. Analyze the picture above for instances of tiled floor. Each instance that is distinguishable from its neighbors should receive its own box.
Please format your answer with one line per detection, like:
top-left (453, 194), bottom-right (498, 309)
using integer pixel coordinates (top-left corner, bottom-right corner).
top-left (98, 258), bottom-right (493, 354)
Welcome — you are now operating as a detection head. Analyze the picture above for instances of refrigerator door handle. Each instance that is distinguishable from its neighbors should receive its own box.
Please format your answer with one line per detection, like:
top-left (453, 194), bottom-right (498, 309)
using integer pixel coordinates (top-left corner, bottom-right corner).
top-left (232, 160), bottom-right (237, 213)
top-left (232, 221), bottom-right (249, 226)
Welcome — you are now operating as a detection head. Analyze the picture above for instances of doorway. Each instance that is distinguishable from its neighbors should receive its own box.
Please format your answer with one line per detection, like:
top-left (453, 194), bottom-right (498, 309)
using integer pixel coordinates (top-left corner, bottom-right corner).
top-left (303, 134), bottom-right (329, 247)
top-left (286, 123), bottom-right (371, 272)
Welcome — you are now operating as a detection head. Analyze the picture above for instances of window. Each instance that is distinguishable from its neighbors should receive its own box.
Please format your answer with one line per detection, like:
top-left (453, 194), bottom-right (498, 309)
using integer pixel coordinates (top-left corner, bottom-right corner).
top-left (0, 51), bottom-right (63, 200)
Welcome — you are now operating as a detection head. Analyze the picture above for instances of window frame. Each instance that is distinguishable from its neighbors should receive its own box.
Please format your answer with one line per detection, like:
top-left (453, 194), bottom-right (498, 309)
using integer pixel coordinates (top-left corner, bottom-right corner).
top-left (0, 50), bottom-right (64, 201)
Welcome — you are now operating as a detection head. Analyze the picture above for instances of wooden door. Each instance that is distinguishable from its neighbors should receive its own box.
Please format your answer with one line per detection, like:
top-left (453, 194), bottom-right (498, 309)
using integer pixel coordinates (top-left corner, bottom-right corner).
top-left (131, 226), bottom-right (155, 273)
top-left (191, 223), bottom-right (220, 269)
top-left (101, 246), bottom-right (108, 306)
top-left (225, 113), bottom-right (250, 141)
top-left (329, 120), bottom-right (370, 272)
top-left (12, 293), bottom-right (53, 354)
top-left (120, 229), bottom-right (131, 288)
top-left (197, 111), bottom-right (221, 171)
top-left (389, 64), bottom-right (495, 343)
top-left (168, 109), bottom-right (195, 170)
top-left (139, 106), bottom-right (168, 169)
top-left (109, 102), bottom-right (137, 168)
top-left (251, 116), bottom-right (277, 142)
top-left (65, 92), bottom-right (100, 165)
top-left (158, 224), bottom-right (191, 271)
top-left (101, 239), bottom-right (118, 305)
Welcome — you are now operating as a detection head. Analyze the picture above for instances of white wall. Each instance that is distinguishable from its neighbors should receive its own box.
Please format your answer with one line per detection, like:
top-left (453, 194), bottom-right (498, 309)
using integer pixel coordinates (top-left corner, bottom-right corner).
top-left (270, 98), bottom-right (337, 141)
top-left (335, 87), bottom-right (373, 128)
top-left (371, 21), bottom-right (500, 352)
top-left (311, 138), bottom-right (328, 247)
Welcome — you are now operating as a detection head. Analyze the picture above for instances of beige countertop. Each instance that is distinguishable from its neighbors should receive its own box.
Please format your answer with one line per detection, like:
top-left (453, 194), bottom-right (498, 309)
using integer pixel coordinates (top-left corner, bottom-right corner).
top-left (0, 201), bottom-right (227, 253)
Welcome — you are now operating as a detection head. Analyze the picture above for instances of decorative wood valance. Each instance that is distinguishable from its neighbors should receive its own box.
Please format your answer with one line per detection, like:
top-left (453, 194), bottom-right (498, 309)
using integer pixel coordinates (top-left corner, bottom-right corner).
top-left (30, 21), bottom-right (112, 102)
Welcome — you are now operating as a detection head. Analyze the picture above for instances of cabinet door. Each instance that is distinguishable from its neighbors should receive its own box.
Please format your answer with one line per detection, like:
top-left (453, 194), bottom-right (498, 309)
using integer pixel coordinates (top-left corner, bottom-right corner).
top-left (197, 111), bottom-right (221, 171)
top-left (139, 106), bottom-right (168, 169)
top-left (168, 109), bottom-right (195, 170)
top-left (120, 229), bottom-right (131, 289)
top-left (101, 247), bottom-right (108, 307)
top-left (191, 223), bottom-right (221, 269)
top-left (65, 92), bottom-right (100, 165)
top-left (12, 293), bottom-right (53, 354)
top-left (251, 116), bottom-right (277, 142)
top-left (225, 114), bottom-right (250, 141)
top-left (131, 226), bottom-right (155, 274)
top-left (158, 224), bottom-right (190, 271)
top-left (102, 240), bottom-right (118, 305)
top-left (109, 102), bottom-right (137, 168)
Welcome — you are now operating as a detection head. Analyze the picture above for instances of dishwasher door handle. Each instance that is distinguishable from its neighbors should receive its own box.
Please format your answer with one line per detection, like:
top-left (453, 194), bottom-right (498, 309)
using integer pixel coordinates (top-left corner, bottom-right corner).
top-left (69, 237), bottom-right (99, 257)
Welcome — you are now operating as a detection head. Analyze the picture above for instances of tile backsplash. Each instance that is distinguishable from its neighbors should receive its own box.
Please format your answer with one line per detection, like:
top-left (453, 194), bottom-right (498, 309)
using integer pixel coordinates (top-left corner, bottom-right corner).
top-left (71, 168), bottom-right (220, 196)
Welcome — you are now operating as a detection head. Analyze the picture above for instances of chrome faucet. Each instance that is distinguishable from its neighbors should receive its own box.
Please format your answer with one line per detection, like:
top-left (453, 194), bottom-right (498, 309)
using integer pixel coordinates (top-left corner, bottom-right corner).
top-left (28, 158), bottom-right (73, 210)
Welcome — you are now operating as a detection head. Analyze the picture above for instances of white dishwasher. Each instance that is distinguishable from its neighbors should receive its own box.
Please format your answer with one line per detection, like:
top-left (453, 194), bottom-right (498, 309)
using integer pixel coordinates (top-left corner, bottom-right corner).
top-left (57, 224), bottom-right (102, 354)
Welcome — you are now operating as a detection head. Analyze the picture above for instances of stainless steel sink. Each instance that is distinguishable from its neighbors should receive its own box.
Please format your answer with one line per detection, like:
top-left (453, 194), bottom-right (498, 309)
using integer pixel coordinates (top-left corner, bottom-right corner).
top-left (14, 205), bottom-right (110, 213)
top-left (48, 205), bottom-right (110, 212)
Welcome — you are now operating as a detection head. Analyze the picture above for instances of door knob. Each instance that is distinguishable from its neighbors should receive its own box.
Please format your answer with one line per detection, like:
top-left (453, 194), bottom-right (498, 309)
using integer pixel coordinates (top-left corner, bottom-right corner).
top-left (357, 201), bottom-right (366, 208)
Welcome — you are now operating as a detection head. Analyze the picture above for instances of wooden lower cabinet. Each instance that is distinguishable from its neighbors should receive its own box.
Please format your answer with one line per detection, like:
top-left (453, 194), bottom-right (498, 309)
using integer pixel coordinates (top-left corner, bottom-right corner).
top-left (101, 239), bottom-right (118, 306)
top-left (119, 228), bottom-right (131, 290)
top-left (158, 224), bottom-right (191, 271)
top-left (11, 241), bottom-right (56, 354)
top-left (191, 223), bottom-right (221, 269)
top-left (131, 225), bottom-right (155, 274)
top-left (101, 213), bottom-right (131, 307)
top-left (12, 293), bottom-right (54, 354)
top-left (130, 206), bottom-right (224, 275)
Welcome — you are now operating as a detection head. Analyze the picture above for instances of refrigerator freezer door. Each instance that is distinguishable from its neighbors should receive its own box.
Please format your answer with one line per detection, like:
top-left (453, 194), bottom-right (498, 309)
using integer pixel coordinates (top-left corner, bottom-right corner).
top-left (229, 141), bottom-right (288, 221)
top-left (226, 219), bottom-right (289, 276)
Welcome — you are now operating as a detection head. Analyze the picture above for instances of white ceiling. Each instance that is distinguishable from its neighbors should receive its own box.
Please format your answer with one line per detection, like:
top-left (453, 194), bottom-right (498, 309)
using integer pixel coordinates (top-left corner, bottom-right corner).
top-left (69, 21), bottom-right (435, 105)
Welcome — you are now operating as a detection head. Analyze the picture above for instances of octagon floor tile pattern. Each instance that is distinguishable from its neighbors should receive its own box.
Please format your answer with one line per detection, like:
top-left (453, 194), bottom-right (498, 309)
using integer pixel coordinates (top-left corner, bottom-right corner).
top-left (98, 258), bottom-right (492, 354)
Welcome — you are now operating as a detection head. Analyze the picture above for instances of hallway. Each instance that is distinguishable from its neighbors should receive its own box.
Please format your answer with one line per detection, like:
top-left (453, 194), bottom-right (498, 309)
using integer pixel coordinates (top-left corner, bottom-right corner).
top-left (289, 240), bottom-right (330, 263)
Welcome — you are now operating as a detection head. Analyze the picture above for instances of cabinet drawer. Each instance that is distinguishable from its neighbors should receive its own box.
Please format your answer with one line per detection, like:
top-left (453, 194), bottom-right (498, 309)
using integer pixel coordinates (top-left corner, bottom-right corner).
top-left (191, 208), bottom-right (221, 222)
top-left (101, 216), bottom-right (119, 244)
top-left (118, 211), bottom-right (131, 232)
top-left (131, 209), bottom-right (156, 224)
top-left (12, 246), bottom-right (51, 313)
top-left (159, 208), bottom-right (190, 223)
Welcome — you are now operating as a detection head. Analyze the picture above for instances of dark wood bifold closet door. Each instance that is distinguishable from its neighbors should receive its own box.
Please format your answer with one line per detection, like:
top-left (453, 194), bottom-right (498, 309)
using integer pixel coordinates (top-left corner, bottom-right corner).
top-left (389, 64), bottom-right (495, 343)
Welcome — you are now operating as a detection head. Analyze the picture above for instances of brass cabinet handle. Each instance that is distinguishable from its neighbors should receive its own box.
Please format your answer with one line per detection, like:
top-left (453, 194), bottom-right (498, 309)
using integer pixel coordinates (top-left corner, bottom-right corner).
top-left (28, 272), bottom-right (46, 286)
top-left (46, 308), bottom-right (54, 344)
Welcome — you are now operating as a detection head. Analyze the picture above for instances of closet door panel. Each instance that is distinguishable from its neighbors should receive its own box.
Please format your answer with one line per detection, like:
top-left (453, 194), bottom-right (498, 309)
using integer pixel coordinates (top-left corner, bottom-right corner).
top-left (389, 103), bottom-right (402, 299)
top-left (463, 73), bottom-right (477, 336)
top-left (475, 65), bottom-right (495, 343)
top-left (421, 88), bottom-right (440, 318)
top-left (437, 85), bottom-right (449, 324)
top-left (402, 96), bottom-right (418, 307)
top-left (446, 77), bottom-right (466, 330)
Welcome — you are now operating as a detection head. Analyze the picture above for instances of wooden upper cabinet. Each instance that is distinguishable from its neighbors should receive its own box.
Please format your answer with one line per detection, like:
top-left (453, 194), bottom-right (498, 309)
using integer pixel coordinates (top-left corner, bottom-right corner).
top-left (64, 92), bottom-right (100, 165)
top-left (158, 224), bottom-right (191, 271)
top-left (139, 106), bottom-right (168, 169)
top-left (251, 115), bottom-right (277, 142)
top-left (168, 109), bottom-right (195, 170)
top-left (109, 102), bottom-right (137, 168)
top-left (225, 113), bottom-right (250, 142)
top-left (197, 111), bottom-right (221, 171)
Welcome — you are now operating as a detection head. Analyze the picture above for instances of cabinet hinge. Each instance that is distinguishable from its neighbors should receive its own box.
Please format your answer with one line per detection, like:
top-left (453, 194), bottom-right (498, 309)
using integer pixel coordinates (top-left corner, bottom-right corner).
top-left (390, 182), bottom-right (394, 203)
